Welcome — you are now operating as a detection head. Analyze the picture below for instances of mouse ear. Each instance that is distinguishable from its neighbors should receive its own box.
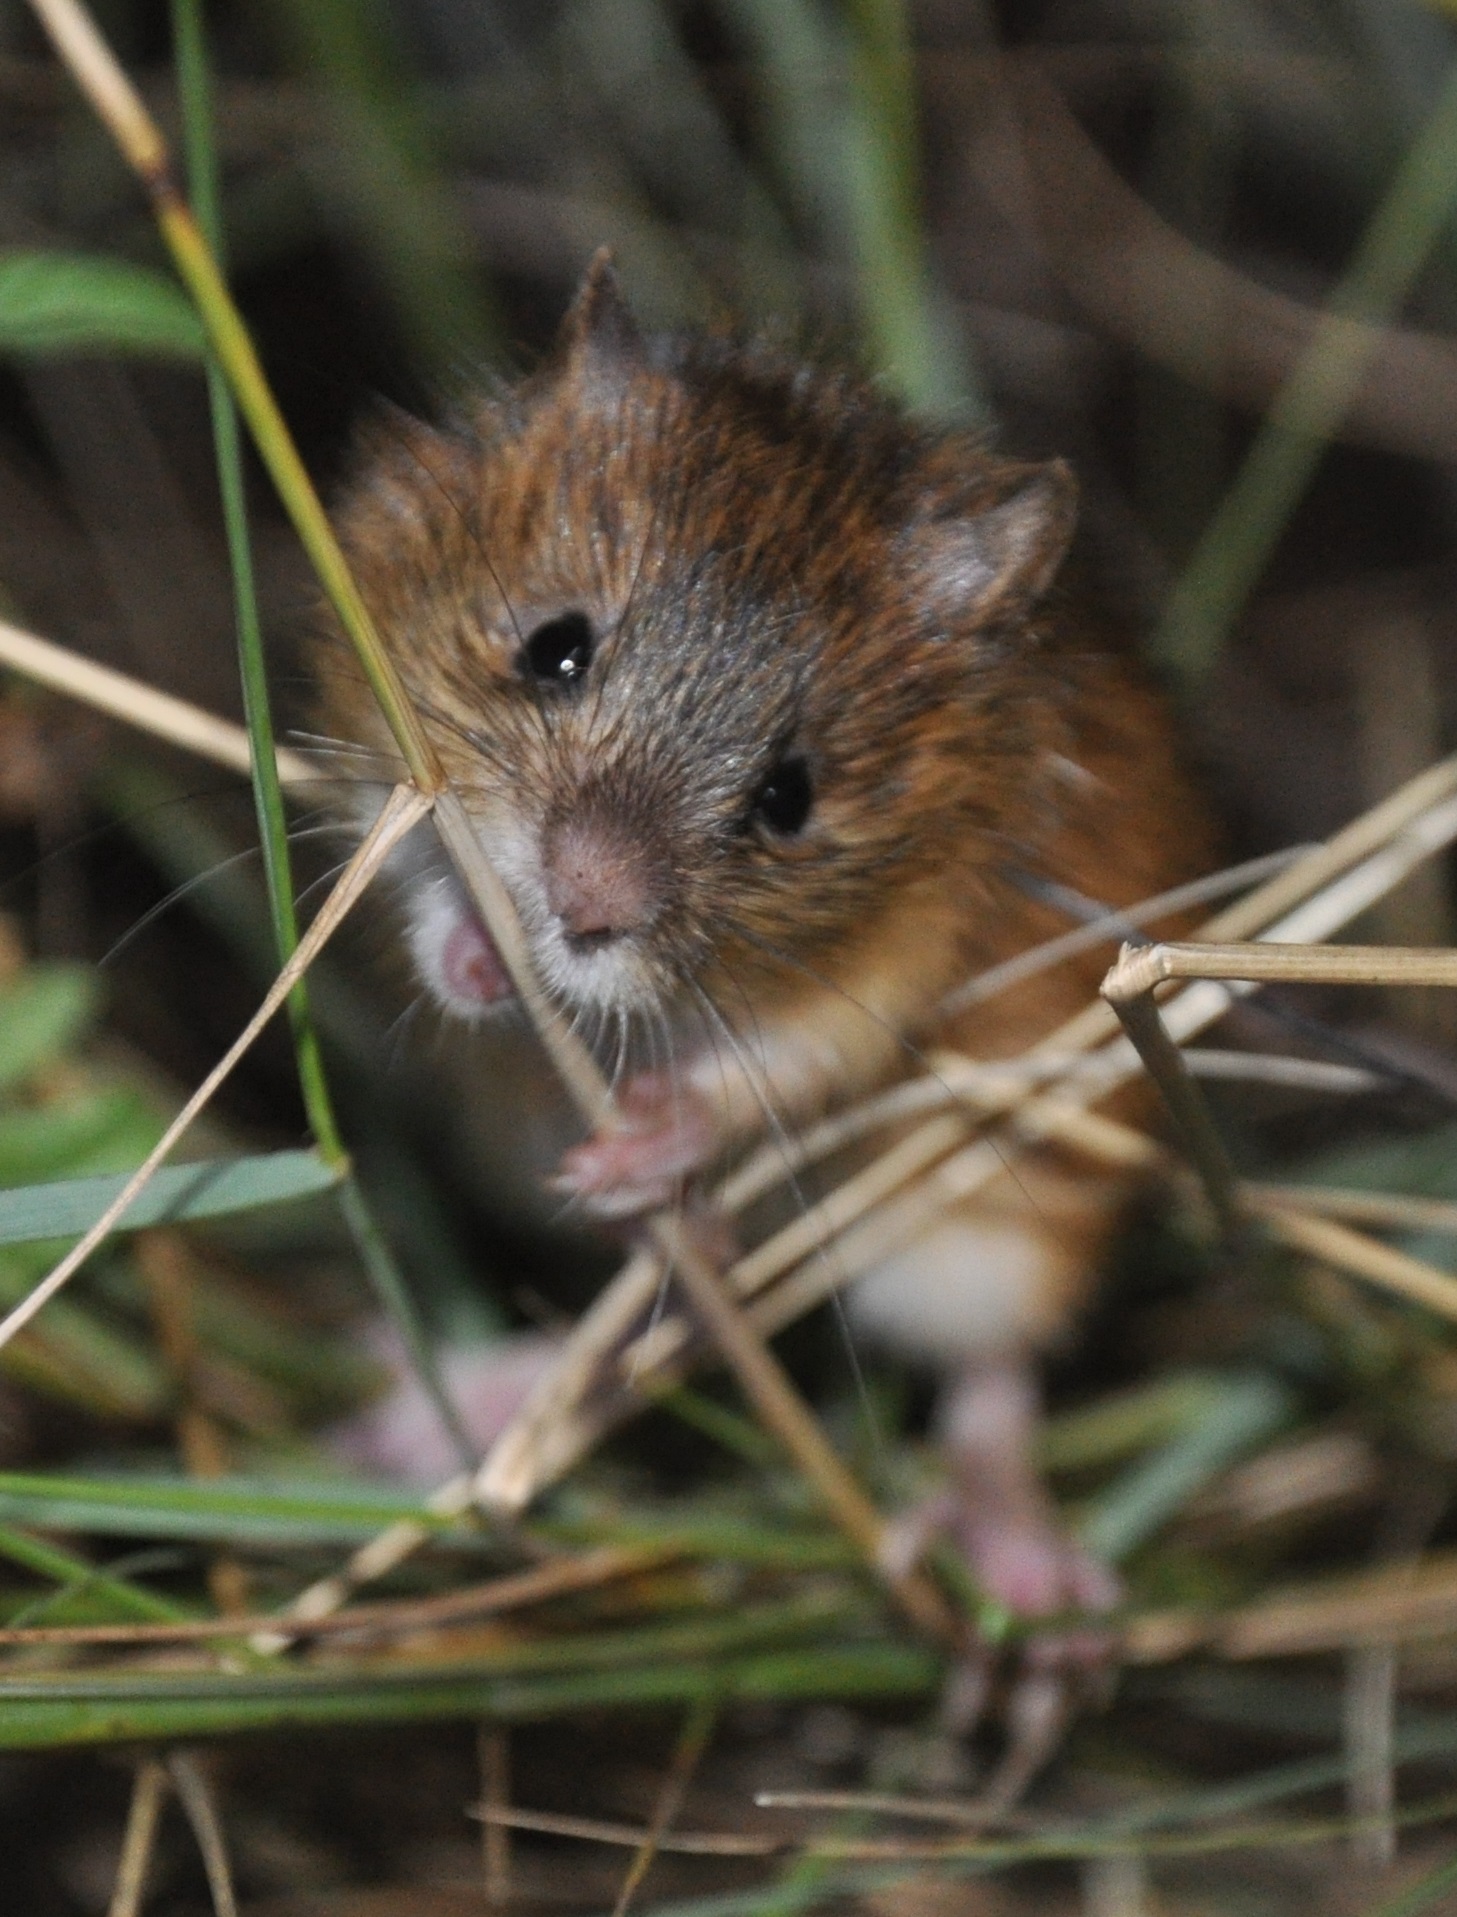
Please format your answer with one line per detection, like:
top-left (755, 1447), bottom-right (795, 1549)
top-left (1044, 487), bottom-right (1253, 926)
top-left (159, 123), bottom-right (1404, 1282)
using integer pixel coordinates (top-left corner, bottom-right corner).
top-left (918, 460), bottom-right (1077, 629)
top-left (556, 248), bottom-right (643, 368)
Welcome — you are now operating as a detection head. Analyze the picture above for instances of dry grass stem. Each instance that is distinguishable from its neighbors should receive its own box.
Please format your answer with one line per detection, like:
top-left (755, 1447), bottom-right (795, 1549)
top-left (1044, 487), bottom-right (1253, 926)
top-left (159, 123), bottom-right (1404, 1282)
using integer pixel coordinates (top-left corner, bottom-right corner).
top-left (479, 1726), bottom-right (512, 1908)
top-left (0, 1544), bottom-right (671, 1649)
top-left (611, 1695), bottom-right (717, 1917)
top-left (1104, 935), bottom-right (1457, 1260)
top-left (0, 781), bottom-right (429, 1356)
top-left (1255, 1206), bottom-right (1457, 1323)
top-left (106, 1759), bottom-right (169, 1917)
top-left (0, 618), bottom-right (315, 787)
top-left (250, 1469), bottom-right (477, 1653)
top-left (1124, 1551), bottom-right (1457, 1662)
top-left (167, 1753), bottom-right (238, 1917)
top-left (471, 1804), bottom-right (781, 1858)
top-left (27, 0), bottom-right (167, 178)
top-left (431, 787), bottom-right (608, 1124)
top-left (937, 845), bottom-right (1311, 1016)
top-left (1108, 940), bottom-right (1457, 996)
top-left (754, 1788), bottom-right (1031, 1828)
top-left (1249, 1185), bottom-right (1457, 1236)
top-left (1345, 1643), bottom-right (1398, 1867)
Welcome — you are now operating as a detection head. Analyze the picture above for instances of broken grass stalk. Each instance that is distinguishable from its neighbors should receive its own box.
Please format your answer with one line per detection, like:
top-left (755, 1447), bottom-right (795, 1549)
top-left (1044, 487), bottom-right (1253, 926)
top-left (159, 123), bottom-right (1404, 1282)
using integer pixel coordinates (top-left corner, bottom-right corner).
top-left (1102, 939), bottom-right (1457, 1260)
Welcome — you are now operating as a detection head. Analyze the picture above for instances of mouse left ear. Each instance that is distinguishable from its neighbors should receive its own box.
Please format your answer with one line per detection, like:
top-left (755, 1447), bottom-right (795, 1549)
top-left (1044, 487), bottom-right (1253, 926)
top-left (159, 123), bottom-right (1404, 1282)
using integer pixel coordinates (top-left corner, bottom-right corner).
top-left (556, 248), bottom-right (643, 369)
top-left (918, 460), bottom-right (1078, 629)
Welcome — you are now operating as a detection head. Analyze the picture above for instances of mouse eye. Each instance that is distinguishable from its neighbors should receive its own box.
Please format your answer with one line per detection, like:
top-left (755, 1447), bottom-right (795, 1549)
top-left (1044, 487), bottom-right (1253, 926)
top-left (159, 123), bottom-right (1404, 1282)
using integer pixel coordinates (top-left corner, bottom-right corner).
top-left (522, 610), bottom-right (593, 685)
top-left (748, 755), bottom-right (813, 837)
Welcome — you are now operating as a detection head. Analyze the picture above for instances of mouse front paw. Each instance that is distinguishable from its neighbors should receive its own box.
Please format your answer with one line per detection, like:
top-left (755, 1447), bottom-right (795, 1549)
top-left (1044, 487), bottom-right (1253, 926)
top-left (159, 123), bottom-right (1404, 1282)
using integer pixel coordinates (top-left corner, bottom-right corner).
top-left (551, 1072), bottom-right (722, 1219)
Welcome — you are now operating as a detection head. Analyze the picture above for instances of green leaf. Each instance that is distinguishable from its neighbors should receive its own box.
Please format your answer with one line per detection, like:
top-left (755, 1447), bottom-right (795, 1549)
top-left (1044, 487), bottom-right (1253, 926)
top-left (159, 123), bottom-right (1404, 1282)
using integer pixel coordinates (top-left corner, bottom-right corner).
top-left (0, 1149), bottom-right (343, 1248)
top-left (0, 1637), bottom-right (938, 1749)
top-left (1075, 1370), bottom-right (1294, 1565)
top-left (0, 252), bottom-right (206, 359)
top-left (0, 1470), bottom-right (475, 1548)
top-left (0, 966), bottom-right (99, 1091)
top-left (0, 1523), bottom-right (189, 1625)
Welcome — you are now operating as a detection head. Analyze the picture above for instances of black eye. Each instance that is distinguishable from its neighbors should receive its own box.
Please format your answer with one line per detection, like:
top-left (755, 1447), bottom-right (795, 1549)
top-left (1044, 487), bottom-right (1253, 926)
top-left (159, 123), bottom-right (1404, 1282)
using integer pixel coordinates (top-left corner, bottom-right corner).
top-left (522, 610), bottom-right (593, 684)
top-left (749, 755), bottom-right (813, 836)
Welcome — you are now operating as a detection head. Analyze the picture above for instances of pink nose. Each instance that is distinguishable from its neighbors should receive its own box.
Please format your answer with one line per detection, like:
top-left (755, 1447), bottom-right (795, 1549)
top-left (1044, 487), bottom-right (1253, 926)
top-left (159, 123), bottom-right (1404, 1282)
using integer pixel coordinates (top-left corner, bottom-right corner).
top-left (542, 818), bottom-right (661, 944)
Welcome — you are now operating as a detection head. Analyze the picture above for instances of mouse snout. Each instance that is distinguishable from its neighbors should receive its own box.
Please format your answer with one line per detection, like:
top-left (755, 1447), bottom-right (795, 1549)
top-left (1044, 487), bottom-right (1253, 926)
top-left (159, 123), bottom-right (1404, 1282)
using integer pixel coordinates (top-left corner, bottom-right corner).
top-left (541, 814), bottom-right (667, 949)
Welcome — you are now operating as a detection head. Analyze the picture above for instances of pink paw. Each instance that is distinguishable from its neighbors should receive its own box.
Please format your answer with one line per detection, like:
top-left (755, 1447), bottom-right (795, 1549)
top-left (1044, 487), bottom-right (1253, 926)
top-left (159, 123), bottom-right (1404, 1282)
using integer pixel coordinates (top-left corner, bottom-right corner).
top-left (959, 1512), bottom-right (1120, 1624)
top-left (955, 1511), bottom-right (1120, 1673)
top-left (327, 1328), bottom-right (561, 1484)
top-left (883, 1488), bottom-right (1119, 1696)
top-left (552, 1073), bottom-right (721, 1219)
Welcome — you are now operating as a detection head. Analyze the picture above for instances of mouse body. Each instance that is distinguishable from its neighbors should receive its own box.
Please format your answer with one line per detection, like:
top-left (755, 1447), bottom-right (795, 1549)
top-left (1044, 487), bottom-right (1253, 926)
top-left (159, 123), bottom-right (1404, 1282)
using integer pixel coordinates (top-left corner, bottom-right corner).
top-left (317, 258), bottom-right (1207, 1628)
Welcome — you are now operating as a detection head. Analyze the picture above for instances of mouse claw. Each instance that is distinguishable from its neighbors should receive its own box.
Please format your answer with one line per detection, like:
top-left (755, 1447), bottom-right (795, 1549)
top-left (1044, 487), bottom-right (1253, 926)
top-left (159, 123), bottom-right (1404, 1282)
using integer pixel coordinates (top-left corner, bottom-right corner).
top-left (552, 1072), bottom-right (721, 1219)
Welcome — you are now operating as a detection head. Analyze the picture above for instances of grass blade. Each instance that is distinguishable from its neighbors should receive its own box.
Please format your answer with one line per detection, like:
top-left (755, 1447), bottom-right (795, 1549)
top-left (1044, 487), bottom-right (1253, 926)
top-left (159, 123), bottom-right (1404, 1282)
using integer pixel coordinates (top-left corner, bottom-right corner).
top-left (1156, 56), bottom-right (1457, 682)
top-left (0, 250), bottom-right (205, 356)
top-left (0, 1149), bottom-right (341, 1247)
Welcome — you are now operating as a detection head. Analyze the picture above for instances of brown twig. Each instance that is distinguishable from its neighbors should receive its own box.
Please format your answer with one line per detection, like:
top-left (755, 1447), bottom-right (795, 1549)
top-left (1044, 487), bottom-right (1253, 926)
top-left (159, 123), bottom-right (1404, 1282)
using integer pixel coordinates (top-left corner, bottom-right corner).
top-left (0, 1543), bottom-right (674, 1649)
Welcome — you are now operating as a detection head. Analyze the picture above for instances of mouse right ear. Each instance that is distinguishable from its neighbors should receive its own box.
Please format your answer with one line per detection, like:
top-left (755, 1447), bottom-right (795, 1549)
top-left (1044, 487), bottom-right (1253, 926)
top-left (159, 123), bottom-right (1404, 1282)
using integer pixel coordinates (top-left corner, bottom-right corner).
top-left (556, 248), bottom-right (643, 370)
top-left (915, 460), bottom-right (1078, 632)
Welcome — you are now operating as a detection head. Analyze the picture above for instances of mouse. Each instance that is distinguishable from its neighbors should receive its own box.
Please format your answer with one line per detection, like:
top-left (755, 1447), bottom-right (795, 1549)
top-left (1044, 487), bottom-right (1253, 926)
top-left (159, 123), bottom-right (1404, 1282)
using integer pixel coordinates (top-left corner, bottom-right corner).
top-left (315, 252), bottom-right (1209, 1661)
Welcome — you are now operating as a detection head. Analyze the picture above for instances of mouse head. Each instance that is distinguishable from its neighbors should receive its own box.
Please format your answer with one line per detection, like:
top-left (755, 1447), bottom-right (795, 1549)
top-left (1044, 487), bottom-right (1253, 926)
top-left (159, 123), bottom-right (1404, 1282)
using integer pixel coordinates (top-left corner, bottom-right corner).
top-left (323, 255), bottom-right (1077, 1035)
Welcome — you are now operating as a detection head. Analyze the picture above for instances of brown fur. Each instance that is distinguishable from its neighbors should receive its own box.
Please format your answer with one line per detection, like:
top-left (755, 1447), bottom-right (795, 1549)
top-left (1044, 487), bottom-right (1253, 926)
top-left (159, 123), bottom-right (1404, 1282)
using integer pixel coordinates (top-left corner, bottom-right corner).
top-left (316, 256), bottom-right (1209, 1357)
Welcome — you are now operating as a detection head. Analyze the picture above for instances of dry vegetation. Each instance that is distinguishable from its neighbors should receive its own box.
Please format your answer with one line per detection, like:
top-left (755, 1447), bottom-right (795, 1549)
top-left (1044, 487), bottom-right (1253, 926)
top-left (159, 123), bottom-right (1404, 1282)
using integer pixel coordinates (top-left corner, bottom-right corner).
top-left (8, 1), bottom-right (1457, 1912)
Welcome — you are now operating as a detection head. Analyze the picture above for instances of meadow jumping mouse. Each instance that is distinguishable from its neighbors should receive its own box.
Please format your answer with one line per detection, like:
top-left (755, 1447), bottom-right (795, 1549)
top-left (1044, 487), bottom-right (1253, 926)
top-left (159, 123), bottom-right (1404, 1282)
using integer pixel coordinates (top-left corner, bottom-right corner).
top-left (318, 254), bottom-right (1207, 1636)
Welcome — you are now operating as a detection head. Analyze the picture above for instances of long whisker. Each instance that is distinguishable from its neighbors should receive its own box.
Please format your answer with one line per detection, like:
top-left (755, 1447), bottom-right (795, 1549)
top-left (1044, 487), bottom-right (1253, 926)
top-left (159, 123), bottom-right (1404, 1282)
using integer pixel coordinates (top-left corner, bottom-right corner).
top-left (939, 846), bottom-right (1310, 1018)
top-left (687, 975), bottom-right (885, 1457)
top-left (99, 823), bottom-right (341, 968)
top-left (687, 976), bottom-right (809, 1226)
top-left (2, 784), bottom-right (263, 907)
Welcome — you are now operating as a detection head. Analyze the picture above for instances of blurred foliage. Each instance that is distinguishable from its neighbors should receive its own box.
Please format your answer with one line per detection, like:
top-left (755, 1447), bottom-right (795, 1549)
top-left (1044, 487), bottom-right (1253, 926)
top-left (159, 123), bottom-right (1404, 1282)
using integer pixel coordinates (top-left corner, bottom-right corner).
top-left (7, 1), bottom-right (1457, 1912)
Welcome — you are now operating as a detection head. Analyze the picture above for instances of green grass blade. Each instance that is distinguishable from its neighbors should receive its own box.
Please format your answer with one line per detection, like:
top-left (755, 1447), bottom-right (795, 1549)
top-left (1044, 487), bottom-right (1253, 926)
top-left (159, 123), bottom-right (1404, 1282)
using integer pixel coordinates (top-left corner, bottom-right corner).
top-left (1075, 1370), bottom-right (1293, 1564)
top-left (261, 0), bottom-right (496, 373)
top-left (1155, 56), bottom-right (1457, 683)
top-left (173, 0), bottom-right (341, 1168)
top-left (0, 1149), bottom-right (343, 1247)
top-left (0, 1523), bottom-right (189, 1624)
top-left (0, 1638), bottom-right (938, 1750)
top-left (0, 1470), bottom-right (478, 1548)
top-left (721, 0), bottom-right (981, 414)
top-left (0, 251), bottom-right (205, 357)
top-left (171, 0), bottom-right (477, 1468)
